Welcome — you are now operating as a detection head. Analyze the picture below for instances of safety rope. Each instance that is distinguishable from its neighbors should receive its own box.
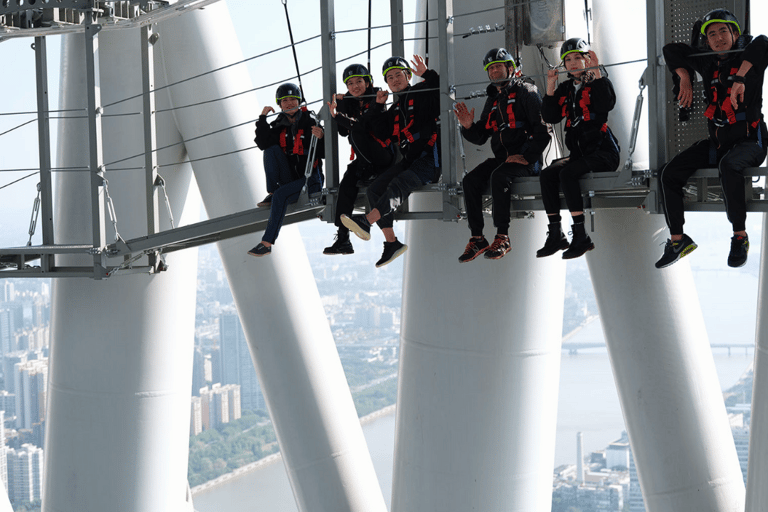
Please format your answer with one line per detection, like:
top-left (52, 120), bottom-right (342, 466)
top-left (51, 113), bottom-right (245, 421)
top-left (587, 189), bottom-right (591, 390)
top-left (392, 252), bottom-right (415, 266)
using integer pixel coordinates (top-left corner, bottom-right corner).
top-left (623, 70), bottom-right (647, 176)
top-left (26, 182), bottom-right (41, 246)
top-left (102, 178), bottom-right (122, 243)
top-left (281, 0), bottom-right (306, 104)
top-left (155, 174), bottom-right (176, 229)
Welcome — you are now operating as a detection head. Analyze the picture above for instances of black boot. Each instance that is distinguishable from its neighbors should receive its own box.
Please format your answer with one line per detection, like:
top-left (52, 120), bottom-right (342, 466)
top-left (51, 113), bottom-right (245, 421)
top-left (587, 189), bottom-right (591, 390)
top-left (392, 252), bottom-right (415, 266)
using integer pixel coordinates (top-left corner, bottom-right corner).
top-left (562, 222), bottom-right (595, 259)
top-left (323, 229), bottom-right (354, 255)
top-left (536, 223), bottom-right (570, 258)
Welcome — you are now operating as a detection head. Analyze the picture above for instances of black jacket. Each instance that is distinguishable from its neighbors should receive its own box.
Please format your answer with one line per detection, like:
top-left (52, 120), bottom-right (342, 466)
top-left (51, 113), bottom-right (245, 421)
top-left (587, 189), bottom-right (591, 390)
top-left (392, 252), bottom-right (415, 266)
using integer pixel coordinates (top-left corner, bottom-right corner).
top-left (254, 107), bottom-right (324, 181)
top-left (542, 76), bottom-right (619, 158)
top-left (369, 69), bottom-right (441, 168)
top-left (461, 79), bottom-right (550, 165)
top-left (334, 86), bottom-right (391, 148)
top-left (664, 34), bottom-right (768, 150)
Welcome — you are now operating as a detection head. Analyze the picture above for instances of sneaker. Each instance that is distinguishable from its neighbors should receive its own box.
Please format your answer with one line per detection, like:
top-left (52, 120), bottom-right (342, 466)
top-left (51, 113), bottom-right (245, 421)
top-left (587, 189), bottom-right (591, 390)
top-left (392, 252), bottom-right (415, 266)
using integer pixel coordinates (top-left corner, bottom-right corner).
top-left (376, 240), bottom-right (408, 267)
top-left (247, 242), bottom-right (271, 257)
top-left (654, 234), bottom-right (697, 269)
top-left (484, 234), bottom-right (511, 260)
top-left (257, 194), bottom-right (273, 208)
top-left (727, 234), bottom-right (749, 268)
top-left (323, 231), bottom-right (354, 255)
top-left (340, 214), bottom-right (371, 241)
top-left (458, 236), bottom-right (489, 263)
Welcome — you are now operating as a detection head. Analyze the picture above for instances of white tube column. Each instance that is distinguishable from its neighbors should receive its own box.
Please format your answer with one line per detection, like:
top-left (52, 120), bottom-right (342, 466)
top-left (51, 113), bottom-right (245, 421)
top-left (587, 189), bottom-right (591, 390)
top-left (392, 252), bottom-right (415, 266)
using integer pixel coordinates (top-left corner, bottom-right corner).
top-left (588, 210), bottom-right (745, 512)
top-left (156, 4), bottom-right (386, 511)
top-left (44, 26), bottom-right (198, 512)
top-left (392, 218), bottom-right (564, 512)
top-left (747, 213), bottom-right (768, 511)
top-left (392, 1), bottom-right (565, 504)
top-left (589, 1), bottom-right (745, 510)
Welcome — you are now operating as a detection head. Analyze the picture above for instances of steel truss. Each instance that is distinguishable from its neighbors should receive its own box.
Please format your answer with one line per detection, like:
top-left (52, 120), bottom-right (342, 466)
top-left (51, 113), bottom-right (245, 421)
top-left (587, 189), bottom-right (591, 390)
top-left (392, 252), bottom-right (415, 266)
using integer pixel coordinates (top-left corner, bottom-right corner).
top-left (0, 0), bottom-right (765, 278)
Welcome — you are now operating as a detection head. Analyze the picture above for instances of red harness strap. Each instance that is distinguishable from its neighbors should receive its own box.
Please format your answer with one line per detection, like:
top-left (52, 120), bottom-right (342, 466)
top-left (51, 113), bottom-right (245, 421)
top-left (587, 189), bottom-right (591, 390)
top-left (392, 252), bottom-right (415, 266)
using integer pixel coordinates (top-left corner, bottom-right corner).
top-left (705, 67), bottom-right (742, 124)
top-left (578, 86), bottom-right (593, 122)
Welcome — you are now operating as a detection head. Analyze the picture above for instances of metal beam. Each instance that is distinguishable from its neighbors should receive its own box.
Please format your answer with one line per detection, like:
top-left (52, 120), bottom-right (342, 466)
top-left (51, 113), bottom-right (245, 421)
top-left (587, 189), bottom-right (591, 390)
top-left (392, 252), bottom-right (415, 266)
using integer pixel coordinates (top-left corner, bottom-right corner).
top-left (34, 35), bottom-right (54, 273)
top-left (319, 0), bottom-right (339, 221)
top-left (437, 0), bottom-right (458, 220)
top-left (390, 0), bottom-right (405, 58)
top-left (84, 4), bottom-right (107, 278)
top-left (141, 23), bottom-right (159, 269)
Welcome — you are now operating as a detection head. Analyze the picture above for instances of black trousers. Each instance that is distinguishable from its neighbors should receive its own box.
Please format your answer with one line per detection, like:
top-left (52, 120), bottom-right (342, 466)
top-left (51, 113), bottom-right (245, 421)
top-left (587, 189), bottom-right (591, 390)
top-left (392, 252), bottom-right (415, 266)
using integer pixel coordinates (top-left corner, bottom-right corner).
top-left (334, 131), bottom-right (394, 232)
top-left (540, 149), bottom-right (619, 216)
top-left (659, 139), bottom-right (767, 234)
top-left (367, 155), bottom-right (439, 230)
top-left (462, 158), bottom-right (533, 236)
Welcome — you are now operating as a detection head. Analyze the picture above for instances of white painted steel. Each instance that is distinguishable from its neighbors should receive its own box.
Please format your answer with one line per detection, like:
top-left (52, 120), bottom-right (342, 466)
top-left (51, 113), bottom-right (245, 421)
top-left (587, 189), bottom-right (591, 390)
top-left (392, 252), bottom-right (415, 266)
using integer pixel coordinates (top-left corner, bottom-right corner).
top-left (745, 5), bottom-right (768, 510)
top-left (156, 4), bottom-right (386, 512)
top-left (589, 2), bottom-right (745, 510)
top-left (392, 2), bottom-right (565, 508)
top-left (747, 213), bottom-right (768, 512)
top-left (588, 209), bottom-right (745, 512)
top-left (44, 27), bottom-right (199, 512)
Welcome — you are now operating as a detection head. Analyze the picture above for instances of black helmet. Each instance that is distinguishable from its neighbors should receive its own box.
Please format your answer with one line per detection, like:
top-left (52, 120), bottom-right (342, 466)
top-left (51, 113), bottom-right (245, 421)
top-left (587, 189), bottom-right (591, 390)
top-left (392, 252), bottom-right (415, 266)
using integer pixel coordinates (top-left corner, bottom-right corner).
top-left (382, 56), bottom-right (411, 78)
top-left (483, 48), bottom-right (516, 72)
top-left (560, 38), bottom-right (590, 61)
top-left (700, 8), bottom-right (741, 36)
top-left (275, 83), bottom-right (302, 106)
top-left (343, 64), bottom-right (372, 84)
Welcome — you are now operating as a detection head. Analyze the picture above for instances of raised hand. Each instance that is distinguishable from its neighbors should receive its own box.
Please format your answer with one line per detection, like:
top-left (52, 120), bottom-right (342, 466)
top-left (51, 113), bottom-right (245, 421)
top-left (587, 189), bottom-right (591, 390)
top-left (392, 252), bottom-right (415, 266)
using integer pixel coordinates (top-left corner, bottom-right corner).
top-left (411, 54), bottom-right (428, 77)
top-left (453, 102), bottom-right (475, 129)
top-left (261, 106), bottom-right (275, 116)
top-left (376, 90), bottom-right (389, 104)
top-left (546, 68), bottom-right (559, 96)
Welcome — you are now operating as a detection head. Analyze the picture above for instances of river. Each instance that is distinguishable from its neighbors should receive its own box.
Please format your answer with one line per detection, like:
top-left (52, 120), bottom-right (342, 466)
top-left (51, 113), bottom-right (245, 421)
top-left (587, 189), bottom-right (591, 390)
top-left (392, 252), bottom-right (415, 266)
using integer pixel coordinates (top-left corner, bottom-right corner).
top-left (192, 341), bottom-right (753, 512)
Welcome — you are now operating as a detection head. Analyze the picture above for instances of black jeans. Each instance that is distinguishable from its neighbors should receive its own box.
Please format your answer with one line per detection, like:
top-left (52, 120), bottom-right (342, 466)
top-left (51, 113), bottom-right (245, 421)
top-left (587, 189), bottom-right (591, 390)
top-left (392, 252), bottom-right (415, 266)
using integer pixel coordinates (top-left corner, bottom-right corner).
top-left (659, 139), bottom-right (767, 234)
top-left (367, 155), bottom-right (439, 230)
top-left (540, 149), bottom-right (619, 216)
top-left (334, 132), bottom-right (394, 233)
top-left (462, 158), bottom-right (533, 236)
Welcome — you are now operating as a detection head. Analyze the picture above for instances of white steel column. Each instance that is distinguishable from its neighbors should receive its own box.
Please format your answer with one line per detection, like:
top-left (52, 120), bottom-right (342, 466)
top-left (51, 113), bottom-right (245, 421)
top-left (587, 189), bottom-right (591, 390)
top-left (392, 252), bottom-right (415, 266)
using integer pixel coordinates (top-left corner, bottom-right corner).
top-left (393, 1), bottom-right (565, 507)
top-left (590, 1), bottom-right (745, 510)
top-left (588, 209), bottom-right (745, 512)
top-left (393, 219), bottom-right (564, 512)
top-left (156, 3), bottom-right (386, 512)
top-left (44, 24), bottom-right (199, 512)
top-left (747, 213), bottom-right (768, 511)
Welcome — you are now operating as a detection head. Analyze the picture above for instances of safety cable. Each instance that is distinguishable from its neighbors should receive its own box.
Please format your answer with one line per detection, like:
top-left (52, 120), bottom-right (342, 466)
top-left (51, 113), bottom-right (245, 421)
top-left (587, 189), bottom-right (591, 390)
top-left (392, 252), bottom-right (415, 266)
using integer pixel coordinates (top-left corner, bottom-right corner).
top-left (0, 172), bottom-right (37, 191)
top-left (101, 34), bottom-right (322, 110)
top-left (367, 0), bottom-right (372, 73)
top-left (281, 0), bottom-right (306, 103)
top-left (0, 108), bottom-right (83, 117)
top-left (0, 119), bottom-right (36, 138)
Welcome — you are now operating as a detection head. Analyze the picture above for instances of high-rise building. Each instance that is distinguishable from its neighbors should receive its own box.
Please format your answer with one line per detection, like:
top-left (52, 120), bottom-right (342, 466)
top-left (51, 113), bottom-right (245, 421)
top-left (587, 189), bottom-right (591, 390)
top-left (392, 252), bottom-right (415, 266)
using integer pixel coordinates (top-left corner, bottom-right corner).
top-left (606, 432), bottom-right (630, 470)
top-left (191, 347), bottom-right (206, 397)
top-left (3, 352), bottom-right (26, 394)
top-left (210, 346), bottom-right (221, 386)
top-left (190, 397), bottom-right (203, 436)
top-left (219, 309), bottom-right (264, 412)
top-left (6, 443), bottom-right (43, 505)
top-left (14, 359), bottom-right (48, 430)
top-left (0, 308), bottom-right (20, 358)
top-left (0, 390), bottom-right (15, 419)
top-left (224, 384), bottom-right (241, 422)
top-left (0, 411), bottom-right (7, 494)
top-left (629, 450), bottom-right (645, 512)
top-left (732, 426), bottom-right (749, 485)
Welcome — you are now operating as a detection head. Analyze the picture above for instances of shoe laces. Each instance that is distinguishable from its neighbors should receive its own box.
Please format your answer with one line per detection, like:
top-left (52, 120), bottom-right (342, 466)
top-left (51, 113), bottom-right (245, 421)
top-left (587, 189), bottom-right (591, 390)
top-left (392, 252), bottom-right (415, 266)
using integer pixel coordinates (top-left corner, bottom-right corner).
top-left (489, 236), bottom-right (508, 251)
